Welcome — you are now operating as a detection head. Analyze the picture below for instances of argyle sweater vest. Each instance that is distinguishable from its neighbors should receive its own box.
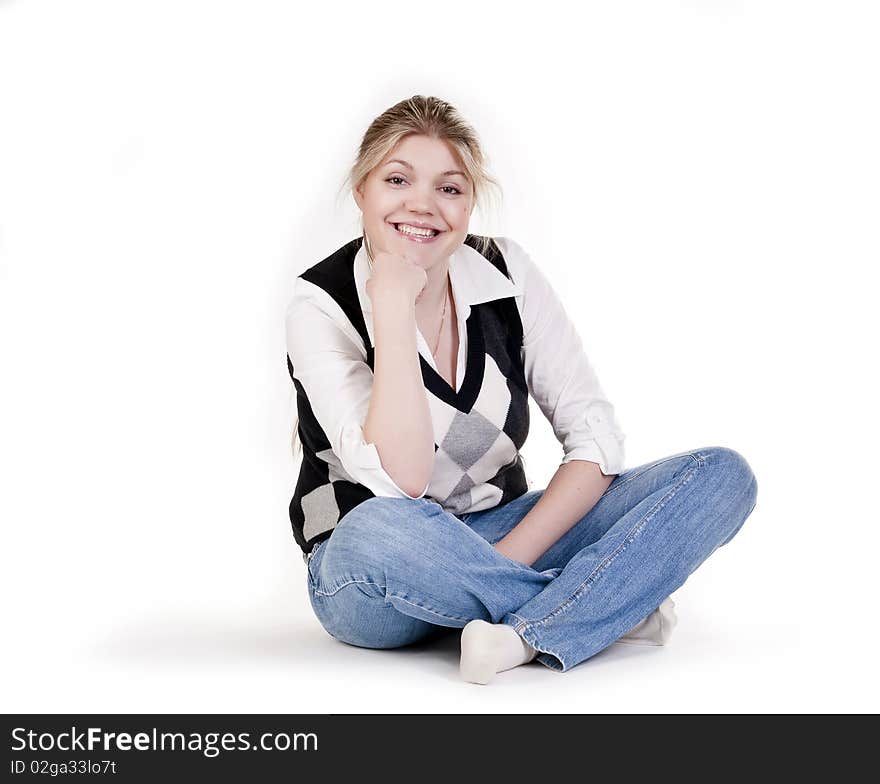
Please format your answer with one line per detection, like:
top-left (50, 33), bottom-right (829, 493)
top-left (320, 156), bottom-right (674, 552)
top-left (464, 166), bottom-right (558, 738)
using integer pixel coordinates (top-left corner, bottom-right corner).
top-left (287, 235), bottom-right (530, 558)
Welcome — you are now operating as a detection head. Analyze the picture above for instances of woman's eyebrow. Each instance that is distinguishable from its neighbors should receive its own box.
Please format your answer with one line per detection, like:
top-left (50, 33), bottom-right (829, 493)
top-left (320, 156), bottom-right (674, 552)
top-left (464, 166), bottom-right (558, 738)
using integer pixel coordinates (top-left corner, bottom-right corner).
top-left (384, 159), bottom-right (467, 178)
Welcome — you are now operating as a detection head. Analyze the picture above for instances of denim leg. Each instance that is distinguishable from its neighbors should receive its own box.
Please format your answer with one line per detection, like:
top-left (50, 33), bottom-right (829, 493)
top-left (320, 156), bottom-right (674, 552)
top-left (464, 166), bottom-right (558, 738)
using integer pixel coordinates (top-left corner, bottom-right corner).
top-left (305, 496), bottom-right (557, 650)
top-left (498, 446), bottom-right (759, 672)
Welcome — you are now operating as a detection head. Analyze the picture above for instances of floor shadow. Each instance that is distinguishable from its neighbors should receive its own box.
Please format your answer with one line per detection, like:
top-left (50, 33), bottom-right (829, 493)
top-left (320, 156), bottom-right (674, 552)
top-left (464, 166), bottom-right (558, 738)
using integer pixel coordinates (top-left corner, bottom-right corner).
top-left (87, 611), bottom-right (464, 668)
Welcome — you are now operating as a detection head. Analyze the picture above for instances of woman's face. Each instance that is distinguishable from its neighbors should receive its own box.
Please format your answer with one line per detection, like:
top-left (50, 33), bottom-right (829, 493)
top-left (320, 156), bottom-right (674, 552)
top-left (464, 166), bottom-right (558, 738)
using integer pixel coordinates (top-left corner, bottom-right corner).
top-left (354, 134), bottom-right (475, 269)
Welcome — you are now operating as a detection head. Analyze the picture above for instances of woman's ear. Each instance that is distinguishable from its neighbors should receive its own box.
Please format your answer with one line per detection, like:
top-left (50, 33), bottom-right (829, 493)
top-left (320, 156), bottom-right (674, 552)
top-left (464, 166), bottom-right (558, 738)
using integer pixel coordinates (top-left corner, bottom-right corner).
top-left (352, 182), bottom-right (364, 211)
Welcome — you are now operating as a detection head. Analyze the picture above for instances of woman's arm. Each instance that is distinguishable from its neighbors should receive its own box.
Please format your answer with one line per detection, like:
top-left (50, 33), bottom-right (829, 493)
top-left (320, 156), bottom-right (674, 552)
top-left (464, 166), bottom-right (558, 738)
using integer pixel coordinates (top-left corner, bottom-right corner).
top-left (286, 279), bottom-right (428, 499)
top-left (491, 236), bottom-right (627, 566)
top-left (494, 460), bottom-right (615, 567)
top-left (362, 291), bottom-right (435, 498)
top-left (499, 235), bottom-right (627, 478)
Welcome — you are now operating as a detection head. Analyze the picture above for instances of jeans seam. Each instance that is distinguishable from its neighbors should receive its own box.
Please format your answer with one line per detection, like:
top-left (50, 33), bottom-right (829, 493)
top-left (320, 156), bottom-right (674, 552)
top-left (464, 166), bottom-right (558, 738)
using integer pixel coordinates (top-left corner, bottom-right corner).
top-left (314, 578), bottom-right (384, 597)
top-left (601, 452), bottom-right (702, 499)
top-left (514, 621), bottom-right (567, 671)
top-left (389, 592), bottom-right (472, 623)
top-left (314, 579), bottom-right (472, 623)
top-left (508, 612), bottom-right (529, 632)
top-left (520, 458), bottom-right (702, 630)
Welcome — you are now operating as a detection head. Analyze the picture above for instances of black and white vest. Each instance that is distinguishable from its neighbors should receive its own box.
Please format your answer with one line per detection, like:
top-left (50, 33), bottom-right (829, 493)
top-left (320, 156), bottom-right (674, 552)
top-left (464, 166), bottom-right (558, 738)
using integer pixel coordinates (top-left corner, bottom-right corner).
top-left (287, 234), bottom-right (530, 559)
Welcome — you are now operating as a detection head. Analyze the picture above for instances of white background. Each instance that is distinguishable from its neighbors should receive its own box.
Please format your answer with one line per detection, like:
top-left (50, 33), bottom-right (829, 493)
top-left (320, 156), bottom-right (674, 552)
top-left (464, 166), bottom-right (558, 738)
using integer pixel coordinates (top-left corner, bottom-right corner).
top-left (1, 0), bottom-right (877, 713)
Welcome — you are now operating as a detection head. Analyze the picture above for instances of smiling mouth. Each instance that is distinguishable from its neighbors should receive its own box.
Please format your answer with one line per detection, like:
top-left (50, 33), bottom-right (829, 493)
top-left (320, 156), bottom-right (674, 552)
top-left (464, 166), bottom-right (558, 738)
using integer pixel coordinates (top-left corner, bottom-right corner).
top-left (391, 222), bottom-right (443, 239)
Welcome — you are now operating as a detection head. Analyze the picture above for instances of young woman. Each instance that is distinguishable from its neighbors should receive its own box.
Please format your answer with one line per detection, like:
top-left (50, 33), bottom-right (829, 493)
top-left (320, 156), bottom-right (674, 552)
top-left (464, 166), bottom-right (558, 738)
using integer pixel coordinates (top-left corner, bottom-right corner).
top-left (286, 95), bottom-right (758, 685)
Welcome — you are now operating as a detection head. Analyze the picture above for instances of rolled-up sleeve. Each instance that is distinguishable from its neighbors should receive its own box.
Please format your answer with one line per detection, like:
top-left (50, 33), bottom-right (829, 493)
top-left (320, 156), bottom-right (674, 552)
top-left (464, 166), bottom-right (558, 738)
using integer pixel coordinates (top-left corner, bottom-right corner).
top-left (498, 237), bottom-right (627, 476)
top-left (286, 278), bottom-right (429, 499)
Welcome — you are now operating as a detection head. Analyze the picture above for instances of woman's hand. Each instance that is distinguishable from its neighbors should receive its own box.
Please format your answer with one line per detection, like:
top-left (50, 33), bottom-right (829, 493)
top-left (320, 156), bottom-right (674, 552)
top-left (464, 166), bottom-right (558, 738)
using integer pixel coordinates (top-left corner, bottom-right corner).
top-left (365, 235), bottom-right (427, 308)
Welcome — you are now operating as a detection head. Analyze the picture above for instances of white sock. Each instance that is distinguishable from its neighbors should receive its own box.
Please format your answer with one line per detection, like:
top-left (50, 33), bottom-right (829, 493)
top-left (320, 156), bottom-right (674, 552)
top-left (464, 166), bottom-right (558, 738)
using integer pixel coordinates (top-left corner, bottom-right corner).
top-left (460, 620), bottom-right (539, 685)
top-left (616, 596), bottom-right (678, 646)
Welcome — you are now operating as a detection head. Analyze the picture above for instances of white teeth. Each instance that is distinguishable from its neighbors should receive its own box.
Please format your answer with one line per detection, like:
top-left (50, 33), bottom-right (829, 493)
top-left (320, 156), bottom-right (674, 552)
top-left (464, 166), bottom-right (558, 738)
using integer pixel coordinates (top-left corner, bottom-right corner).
top-left (396, 223), bottom-right (438, 237)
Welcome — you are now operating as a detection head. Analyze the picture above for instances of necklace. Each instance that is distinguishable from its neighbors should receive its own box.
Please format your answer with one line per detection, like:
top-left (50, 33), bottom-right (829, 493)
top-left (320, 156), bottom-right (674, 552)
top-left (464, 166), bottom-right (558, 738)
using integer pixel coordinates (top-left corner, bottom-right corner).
top-left (431, 279), bottom-right (450, 357)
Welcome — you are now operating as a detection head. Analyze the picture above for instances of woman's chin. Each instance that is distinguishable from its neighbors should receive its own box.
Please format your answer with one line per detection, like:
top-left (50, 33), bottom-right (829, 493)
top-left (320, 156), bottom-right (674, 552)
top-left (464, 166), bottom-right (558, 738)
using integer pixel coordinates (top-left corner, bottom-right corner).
top-left (404, 248), bottom-right (439, 265)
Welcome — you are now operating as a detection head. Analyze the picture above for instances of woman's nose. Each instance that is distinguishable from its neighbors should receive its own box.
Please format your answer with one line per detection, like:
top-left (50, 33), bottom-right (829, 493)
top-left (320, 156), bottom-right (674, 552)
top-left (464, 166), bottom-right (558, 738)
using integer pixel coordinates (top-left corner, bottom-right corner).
top-left (404, 189), bottom-right (437, 213)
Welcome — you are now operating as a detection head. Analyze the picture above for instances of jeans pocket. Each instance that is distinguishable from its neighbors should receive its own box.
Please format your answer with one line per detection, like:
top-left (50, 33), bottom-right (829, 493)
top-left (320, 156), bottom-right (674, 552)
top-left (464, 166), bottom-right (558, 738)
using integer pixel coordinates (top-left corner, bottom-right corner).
top-left (306, 539), bottom-right (328, 589)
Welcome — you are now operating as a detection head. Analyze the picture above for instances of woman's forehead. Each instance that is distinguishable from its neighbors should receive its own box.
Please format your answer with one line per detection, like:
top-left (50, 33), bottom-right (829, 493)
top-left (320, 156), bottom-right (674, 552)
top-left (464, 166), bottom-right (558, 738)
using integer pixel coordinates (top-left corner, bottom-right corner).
top-left (381, 135), bottom-right (464, 172)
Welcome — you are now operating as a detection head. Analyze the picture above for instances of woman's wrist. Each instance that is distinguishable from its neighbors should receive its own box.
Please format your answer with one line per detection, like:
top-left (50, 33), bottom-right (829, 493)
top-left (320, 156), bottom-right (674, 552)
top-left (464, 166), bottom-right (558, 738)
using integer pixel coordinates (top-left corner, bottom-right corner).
top-left (369, 280), bottom-right (416, 311)
top-left (370, 290), bottom-right (416, 315)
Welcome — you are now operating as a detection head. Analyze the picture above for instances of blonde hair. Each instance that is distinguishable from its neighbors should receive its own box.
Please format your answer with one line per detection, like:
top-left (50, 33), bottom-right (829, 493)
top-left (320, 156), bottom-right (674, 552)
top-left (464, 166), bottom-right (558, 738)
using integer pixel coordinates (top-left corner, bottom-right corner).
top-left (291, 95), bottom-right (502, 464)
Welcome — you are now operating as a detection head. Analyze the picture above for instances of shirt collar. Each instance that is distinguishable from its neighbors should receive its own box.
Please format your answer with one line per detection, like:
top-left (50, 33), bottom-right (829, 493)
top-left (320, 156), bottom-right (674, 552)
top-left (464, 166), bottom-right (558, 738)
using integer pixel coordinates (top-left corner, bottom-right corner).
top-left (353, 239), bottom-right (521, 324)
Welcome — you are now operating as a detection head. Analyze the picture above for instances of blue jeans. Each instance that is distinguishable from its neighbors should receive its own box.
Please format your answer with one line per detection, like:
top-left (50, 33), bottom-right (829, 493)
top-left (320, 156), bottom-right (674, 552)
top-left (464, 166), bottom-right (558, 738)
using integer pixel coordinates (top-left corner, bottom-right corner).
top-left (305, 445), bottom-right (758, 672)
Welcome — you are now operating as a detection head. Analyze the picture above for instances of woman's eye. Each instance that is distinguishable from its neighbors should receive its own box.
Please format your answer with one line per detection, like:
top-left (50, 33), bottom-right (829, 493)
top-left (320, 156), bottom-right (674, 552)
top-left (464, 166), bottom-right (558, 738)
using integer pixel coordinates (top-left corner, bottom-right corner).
top-left (385, 177), bottom-right (462, 196)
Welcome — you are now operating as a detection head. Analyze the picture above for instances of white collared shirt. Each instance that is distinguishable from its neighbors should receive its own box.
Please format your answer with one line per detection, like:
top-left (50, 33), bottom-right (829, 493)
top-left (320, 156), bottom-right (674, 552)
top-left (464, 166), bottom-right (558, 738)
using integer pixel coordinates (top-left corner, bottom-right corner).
top-left (285, 236), bottom-right (626, 503)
